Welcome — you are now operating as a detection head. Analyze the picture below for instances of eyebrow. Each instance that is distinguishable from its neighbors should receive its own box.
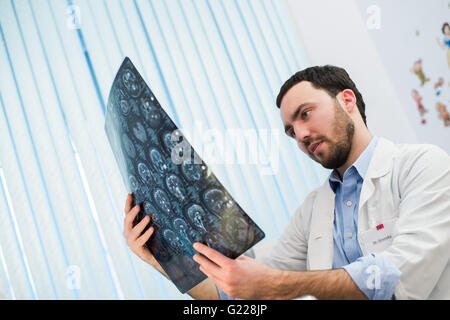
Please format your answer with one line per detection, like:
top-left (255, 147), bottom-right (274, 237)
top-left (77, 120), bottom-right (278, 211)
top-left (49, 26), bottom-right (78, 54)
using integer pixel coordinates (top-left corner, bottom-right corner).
top-left (283, 102), bottom-right (311, 134)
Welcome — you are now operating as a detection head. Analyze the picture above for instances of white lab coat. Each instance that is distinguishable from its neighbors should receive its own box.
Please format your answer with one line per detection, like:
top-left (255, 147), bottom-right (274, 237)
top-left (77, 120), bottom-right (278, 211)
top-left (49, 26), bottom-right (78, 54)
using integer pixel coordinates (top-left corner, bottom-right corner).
top-left (259, 137), bottom-right (450, 299)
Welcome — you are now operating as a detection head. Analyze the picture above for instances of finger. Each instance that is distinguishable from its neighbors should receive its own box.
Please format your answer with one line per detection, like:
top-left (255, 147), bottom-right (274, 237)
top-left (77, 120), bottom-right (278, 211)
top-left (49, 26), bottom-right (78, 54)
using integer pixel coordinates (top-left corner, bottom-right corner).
top-left (130, 215), bottom-right (150, 239)
top-left (199, 265), bottom-right (216, 281)
top-left (193, 242), bottom-right (231, 267)
top-left (198, 265), bottom-right (232, 298)
top-left (124, 193), bottom-right (133, 215)
top-left (136, 226), bottom-right (154, 246)
top-left (124, 204), bottom-right (140, 231)
top-left (193, 253), bottom-right (222, 279)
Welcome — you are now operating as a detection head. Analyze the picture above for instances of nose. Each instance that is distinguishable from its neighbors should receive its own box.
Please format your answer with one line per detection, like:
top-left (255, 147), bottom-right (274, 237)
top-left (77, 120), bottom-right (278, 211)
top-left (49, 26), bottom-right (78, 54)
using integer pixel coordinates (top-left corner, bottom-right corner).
top-left (293, 124), bottom-right (311, 147)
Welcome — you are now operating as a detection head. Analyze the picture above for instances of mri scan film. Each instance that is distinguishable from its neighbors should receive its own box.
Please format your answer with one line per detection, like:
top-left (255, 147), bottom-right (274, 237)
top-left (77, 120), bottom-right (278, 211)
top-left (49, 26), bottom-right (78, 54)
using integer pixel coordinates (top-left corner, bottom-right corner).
top-left (105, 57), bottom-right (265, 293)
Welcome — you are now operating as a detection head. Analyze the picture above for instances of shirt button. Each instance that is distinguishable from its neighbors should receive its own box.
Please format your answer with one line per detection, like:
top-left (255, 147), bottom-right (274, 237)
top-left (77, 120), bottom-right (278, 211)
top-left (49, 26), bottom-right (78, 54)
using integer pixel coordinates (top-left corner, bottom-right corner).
top-left (347, 232), bottom-right (353, 239)
top-left (346, 200), bottom-right (352, 207)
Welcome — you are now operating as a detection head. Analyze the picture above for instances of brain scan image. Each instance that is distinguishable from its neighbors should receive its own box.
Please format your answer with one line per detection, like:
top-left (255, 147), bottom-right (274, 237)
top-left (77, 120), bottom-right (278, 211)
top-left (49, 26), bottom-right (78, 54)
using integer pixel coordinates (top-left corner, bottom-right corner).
top-left (203, 188), bottom-right (226, 214)
top-left (105, 57), bottom-right (264, 294)
top-left (204, 231), bottom-right (229, 256)
top-left (122, 133), bottom-right (136, 158)
top-left (142, 201), bottom-right (155, 215)
top-left (224, 215), bottom-right (253, 248)
top-left (181, 162), bottom-right (203, 181)
top-left (114, 87), bottom-right (126, 107)
top-left (162, 131), bottom-right (181, 155)
top-left (142, 201), bottom-right (156, 220)
top-left (153, 188), bottom-right (173, 215)
top-left (144, 202), bottom-right (169, 228)
top-left (141, 96), bottom-right (161, 128)
top-left (165, 174), bottom-right (186, 201)
top-left (173, 217), bottom-right (189, 240)
top-left (163, 229), bottom-right (184, 255)
top-left (133, 121), bottom-right (147, 143)
top-left (120, 99), bottom-right (130, 116)
top-left (202, 212), bottom-right (219, 230)
top-left (149, 148), bottom-right (167, 174)
top-left (137, 162), bottom-right (152, 183)
top-left (122, 68), bottom-right (141, 97)
top-left (125, 157), bottom-right (135, 174)
top-left (186, 204), bottom-right (207, 233)
top-left (187, 228), bottom-right (202, 243)
top-left (129, 175), bottom-right (139, 193)
top-left (225, 199), bottom-right (234, 208)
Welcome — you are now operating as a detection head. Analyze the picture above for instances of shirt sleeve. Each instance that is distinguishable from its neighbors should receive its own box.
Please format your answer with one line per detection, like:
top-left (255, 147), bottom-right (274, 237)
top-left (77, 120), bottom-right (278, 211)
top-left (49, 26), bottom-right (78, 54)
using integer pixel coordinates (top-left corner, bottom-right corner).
top-left (343, 252), bottom-right (401, 300)
top-left (217, 287), bottom-right (239, 300)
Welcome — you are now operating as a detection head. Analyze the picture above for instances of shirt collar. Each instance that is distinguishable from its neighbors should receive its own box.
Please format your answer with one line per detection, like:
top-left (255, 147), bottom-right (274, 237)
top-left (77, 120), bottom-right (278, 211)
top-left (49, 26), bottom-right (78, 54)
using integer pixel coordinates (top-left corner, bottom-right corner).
top-left (328, 136), bottom-right (378, 191)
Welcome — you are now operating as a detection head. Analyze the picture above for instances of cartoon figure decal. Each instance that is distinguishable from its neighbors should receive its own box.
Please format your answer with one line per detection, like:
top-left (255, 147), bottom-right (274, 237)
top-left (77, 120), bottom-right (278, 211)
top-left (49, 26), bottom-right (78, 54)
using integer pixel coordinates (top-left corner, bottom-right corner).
top-left (407, 21), bottom-right (449, 130)
top-left (434, 77), bottom-right (444, 96)
top-left (436, 102), bottom-right (450, 126)
top-left (411, 89), bottom-right (428, 124)
top-left (436, 22), bottom-right (450, 68)
top-left (410, 59), bottom-right (430, 86)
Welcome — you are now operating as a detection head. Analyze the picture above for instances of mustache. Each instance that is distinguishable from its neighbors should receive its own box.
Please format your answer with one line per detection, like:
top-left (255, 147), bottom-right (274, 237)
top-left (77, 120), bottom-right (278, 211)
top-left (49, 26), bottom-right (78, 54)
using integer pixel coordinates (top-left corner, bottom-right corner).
top-left (304, 136), bottom-right (328, 148)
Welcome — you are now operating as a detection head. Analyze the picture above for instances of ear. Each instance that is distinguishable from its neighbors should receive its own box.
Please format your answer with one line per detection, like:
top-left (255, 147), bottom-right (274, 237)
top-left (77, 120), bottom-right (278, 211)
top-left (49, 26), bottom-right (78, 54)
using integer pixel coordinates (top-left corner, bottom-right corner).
top-left (340, 89), bottom-right (357, 113)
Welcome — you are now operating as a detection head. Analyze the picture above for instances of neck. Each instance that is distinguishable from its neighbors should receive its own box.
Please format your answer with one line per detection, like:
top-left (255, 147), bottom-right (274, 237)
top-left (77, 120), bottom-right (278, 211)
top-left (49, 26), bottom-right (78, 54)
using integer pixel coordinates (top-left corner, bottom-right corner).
top-left (336, 127), bottom-right (373, 179)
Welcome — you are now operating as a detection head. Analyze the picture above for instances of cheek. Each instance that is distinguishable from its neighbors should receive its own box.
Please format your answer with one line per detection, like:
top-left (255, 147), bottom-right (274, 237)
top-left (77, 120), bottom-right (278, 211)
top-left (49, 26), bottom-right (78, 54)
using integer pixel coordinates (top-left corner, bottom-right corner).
top-left (312, 116), bottom-right (333, 136)
top-left (298, 141), bottom-right (307, 153)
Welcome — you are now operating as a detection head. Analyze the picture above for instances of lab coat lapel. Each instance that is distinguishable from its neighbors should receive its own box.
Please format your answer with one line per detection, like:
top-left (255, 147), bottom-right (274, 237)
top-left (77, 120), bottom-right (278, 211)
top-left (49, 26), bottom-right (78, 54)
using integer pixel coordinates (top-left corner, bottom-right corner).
top-left (307, 183), bottom-right (335, 270)
top-left (307, 138), bottom-right (395, 270)
top-left (358, 138), bottom-right (395, 231)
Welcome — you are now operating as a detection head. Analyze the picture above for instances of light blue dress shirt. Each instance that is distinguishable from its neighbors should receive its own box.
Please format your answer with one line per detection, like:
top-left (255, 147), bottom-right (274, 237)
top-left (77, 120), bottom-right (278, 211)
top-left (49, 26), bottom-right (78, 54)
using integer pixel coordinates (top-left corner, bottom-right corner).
top-left (218, 136), bottom-right (401, 300)
top-left (329, 136), bottom-right (401, 300)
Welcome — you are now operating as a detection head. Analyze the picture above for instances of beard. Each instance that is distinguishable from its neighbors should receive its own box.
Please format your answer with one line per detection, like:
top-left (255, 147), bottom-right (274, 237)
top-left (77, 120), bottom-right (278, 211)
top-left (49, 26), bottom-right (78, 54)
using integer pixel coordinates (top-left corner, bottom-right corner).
top-left (311, 100), bottom-right (355, 169)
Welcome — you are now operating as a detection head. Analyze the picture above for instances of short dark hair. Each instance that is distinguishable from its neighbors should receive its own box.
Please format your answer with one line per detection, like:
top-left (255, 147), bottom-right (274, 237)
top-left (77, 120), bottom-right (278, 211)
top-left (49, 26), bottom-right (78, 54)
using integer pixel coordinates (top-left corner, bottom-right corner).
top-left (442, 22), bottom-right (449, 34)
top-left (276, 65), bottom-right (367, 126)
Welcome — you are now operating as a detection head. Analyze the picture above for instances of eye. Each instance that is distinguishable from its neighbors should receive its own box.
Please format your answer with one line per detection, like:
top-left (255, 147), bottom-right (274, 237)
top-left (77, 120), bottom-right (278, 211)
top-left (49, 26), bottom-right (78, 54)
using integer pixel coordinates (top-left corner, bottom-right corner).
top-left (301, 110), bottom-right (311, 119)
top-left (288, 129), bottom-right (296, 138)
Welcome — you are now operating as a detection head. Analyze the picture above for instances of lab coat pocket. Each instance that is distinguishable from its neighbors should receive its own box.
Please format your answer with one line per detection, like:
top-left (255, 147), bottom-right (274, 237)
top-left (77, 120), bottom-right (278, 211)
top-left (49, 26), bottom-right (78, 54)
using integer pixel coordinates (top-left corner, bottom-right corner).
top-left (359, 218), bottom-right (397, 255)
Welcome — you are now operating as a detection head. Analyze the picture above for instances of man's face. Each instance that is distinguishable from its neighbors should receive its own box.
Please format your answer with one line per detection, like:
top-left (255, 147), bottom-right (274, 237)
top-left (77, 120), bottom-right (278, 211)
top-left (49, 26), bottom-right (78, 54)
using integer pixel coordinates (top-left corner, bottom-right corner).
top-left (280, 81), bottom-right (355, 170)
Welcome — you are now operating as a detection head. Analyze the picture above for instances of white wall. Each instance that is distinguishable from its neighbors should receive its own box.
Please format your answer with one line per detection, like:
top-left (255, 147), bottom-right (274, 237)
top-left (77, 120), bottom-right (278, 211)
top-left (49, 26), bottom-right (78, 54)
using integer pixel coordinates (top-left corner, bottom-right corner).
top-left (283, 0), bottom-right (419, 145)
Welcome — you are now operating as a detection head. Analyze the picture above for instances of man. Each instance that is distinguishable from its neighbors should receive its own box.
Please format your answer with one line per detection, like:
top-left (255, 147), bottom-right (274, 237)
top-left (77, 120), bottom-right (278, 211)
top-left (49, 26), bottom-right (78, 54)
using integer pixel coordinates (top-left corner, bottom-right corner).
top-left (123, 65), bottom-right (450, 300)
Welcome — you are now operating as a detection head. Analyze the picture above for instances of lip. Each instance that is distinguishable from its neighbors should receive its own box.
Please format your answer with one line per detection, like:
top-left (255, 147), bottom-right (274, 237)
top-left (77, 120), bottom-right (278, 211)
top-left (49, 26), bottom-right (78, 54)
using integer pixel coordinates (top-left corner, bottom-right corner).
top-left (309, 141), bottom-right (323, 155)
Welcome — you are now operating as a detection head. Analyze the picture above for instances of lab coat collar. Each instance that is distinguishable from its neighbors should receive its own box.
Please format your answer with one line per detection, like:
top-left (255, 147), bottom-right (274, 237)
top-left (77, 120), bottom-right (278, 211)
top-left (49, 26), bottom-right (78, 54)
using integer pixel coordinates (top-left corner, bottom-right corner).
top-left (359, 137), bottom-right (395, 212)
top-left (365, 137), bottom-right (395, 179)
